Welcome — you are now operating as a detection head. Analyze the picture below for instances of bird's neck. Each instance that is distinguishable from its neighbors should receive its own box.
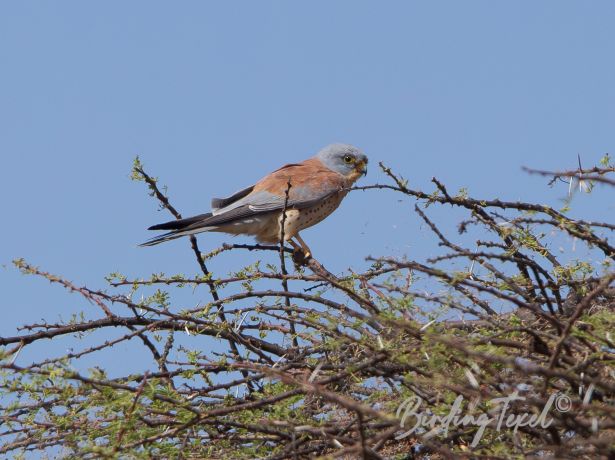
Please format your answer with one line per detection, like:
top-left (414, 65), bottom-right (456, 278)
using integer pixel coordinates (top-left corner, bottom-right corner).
top-left (345, 170), bottom-right (364, 184)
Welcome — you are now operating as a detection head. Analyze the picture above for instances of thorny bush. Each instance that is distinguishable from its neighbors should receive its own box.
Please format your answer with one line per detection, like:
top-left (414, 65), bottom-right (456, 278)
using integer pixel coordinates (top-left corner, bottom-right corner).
top-left (1, 157), bottom-right (614, 459)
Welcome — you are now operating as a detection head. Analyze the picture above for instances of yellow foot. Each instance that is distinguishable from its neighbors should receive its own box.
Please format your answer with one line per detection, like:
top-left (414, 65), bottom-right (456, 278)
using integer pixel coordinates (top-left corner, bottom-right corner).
top-left (294, 234), bottom-right (313, 260)
top-left (291, 247), bottom-right (311, 265)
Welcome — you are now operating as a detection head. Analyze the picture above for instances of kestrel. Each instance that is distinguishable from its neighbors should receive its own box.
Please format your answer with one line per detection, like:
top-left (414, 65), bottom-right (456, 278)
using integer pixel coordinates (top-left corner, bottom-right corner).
top-left (141, 143), bottom-right (368, 258)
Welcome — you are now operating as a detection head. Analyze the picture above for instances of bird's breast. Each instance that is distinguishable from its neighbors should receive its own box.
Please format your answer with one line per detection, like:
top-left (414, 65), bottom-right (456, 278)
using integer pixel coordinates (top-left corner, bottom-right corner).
top-left (293, 192), bottom-right (347, 232)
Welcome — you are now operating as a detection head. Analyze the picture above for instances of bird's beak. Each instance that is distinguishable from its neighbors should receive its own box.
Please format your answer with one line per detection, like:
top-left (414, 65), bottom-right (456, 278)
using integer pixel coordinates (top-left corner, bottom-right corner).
top-left (357, 160), bottom-right (368, 177)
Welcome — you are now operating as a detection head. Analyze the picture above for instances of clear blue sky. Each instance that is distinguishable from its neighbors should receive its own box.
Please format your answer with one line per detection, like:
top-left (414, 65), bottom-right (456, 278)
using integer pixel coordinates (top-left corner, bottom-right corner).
top-left (1, 2), bottom-right (614, 372)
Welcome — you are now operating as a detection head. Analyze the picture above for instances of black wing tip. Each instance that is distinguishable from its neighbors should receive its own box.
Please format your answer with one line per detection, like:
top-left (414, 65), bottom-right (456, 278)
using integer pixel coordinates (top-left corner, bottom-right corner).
top-left (146, 213), bottom-right (213, 232)
top-left (147, 222), bottom-right (172, 231)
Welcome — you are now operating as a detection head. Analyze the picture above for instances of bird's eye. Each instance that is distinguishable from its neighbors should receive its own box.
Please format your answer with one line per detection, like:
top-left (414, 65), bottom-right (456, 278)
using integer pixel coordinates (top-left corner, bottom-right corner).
top-left (343, 155), bottom-right (354, 164)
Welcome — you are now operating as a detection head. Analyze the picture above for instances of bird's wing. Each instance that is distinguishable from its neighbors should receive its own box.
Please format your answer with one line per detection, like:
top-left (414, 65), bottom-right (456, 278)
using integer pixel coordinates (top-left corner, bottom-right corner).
top-left (213, 159), bottom-right (346, 216)
top-left (210, 163), bottom-right (304, 215)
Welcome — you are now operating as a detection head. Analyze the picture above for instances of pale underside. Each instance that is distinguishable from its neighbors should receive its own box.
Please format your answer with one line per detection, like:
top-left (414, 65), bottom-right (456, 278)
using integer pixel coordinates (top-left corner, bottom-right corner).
top-left (210, 191), bottom-right (347, 244)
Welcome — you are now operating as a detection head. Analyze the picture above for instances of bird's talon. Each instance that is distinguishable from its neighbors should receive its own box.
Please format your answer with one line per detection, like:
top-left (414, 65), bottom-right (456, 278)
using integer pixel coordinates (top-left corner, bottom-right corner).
top-left (291, 247), bottom-right (311, 265)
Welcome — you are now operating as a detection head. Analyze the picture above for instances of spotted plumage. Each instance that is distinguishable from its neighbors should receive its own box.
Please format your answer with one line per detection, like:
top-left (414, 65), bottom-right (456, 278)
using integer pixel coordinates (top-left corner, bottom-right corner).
top-left (141, 143), bottom-right (368, 257)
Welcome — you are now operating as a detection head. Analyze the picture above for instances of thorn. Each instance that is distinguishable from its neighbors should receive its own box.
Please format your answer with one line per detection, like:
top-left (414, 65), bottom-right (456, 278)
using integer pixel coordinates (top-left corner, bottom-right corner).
top-left (583, 383), bottom-right (595, 405)
top-left (465, 369), bottom-right (479, 389)
top-left (9, 343), bottom-right (24, 365)
top-left (272, 354), bottom-right (287, 368)
top-left (234, 311), bottom-right (249, 332)
top-left (308, 362), bottom-right (324, 383)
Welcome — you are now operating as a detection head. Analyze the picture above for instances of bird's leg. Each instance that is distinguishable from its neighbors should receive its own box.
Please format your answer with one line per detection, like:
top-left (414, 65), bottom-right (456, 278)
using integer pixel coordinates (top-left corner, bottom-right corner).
top-left (287, 239), bottom-right (302, 252)
top-left (294, 233), bottom-right (312, 259)
top-left (286, 238), bottom-right (307, 265)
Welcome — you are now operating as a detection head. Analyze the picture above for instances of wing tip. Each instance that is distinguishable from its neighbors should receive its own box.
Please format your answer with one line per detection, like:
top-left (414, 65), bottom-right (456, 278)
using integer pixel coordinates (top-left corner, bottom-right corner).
top-left (147, 223), bottom-right (169, 231)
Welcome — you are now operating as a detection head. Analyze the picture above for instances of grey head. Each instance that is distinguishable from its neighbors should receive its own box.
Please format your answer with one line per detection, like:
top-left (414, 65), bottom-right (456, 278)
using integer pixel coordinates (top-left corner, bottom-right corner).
top-left (315, 143), bottom-right (368, 177)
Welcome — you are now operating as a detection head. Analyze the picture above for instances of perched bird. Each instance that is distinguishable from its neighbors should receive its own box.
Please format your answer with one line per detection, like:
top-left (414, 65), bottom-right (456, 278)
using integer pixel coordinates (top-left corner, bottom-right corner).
top-left (141, 143), bottom-right (368, 258)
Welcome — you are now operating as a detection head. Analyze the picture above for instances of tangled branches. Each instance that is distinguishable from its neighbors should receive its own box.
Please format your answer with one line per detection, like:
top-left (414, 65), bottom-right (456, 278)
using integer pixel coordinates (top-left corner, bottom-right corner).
top-left (1, 157), bottom-right (613, 459)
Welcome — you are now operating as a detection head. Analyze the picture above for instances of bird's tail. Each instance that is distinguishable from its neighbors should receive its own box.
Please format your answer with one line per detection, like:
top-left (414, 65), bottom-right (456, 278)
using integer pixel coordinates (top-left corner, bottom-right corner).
top-left (140, 213), bottom-right (214, 247)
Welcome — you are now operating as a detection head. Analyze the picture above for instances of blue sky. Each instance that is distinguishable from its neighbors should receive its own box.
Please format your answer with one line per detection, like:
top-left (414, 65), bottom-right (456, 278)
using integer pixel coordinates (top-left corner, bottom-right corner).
top-left (1, 2), bottom-right (614, 373)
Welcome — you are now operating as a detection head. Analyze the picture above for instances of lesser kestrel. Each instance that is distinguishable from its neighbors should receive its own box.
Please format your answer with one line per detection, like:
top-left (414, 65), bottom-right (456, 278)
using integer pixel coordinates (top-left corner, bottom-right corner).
top-left (141, 143), bottom-right (368, 258)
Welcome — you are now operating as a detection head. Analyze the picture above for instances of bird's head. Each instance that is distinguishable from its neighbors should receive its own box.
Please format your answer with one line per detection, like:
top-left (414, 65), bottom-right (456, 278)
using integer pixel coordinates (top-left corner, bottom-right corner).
top-left (315, 143), bottom-right (368, 182)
